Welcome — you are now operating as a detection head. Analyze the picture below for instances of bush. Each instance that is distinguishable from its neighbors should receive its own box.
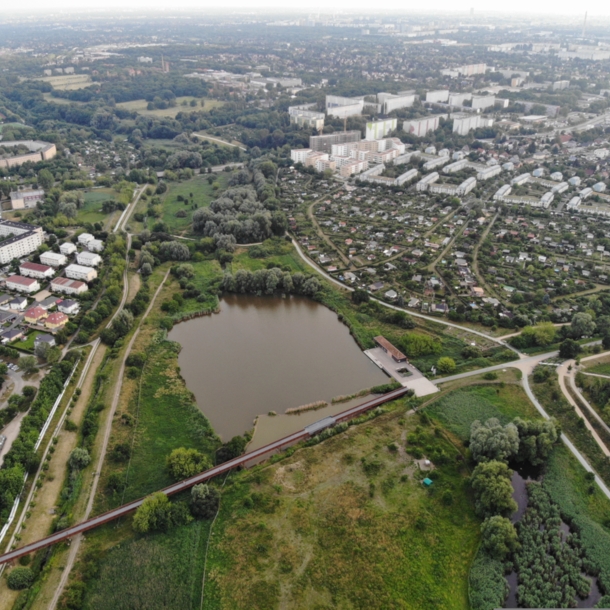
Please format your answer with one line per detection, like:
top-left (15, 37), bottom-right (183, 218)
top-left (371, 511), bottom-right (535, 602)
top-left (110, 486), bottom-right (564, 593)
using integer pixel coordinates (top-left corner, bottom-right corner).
top-left (190, 484), bottom-right (220, 519)
top-left (166, 447), bottom-right (210, 480)
top-left (68, 447), bottom-right (91, 471)
top-left (7, 567), bottom-right (34, 590)
top-left (436, 357), bottom-right (456, 374)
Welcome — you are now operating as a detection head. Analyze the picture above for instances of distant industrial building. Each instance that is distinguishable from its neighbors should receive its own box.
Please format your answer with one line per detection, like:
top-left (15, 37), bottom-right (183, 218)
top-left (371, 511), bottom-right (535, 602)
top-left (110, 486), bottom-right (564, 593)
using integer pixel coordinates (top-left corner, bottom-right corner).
top-left (553, 80), bottom-right (570, 90)
top-left (0, 141), bottom-right (57, 169)
top-left (9, 189), bottom-right (45, 210)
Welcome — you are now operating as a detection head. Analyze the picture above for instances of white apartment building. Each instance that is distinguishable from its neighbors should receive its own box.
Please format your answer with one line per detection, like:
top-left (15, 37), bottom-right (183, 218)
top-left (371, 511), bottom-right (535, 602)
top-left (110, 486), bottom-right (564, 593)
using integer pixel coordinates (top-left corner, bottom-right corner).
top-left (5, 275), bottom-right (40, 293)
top-left (471, 95), bottom-right (495, 110)
top-left (59, 242), bottom-right (77, 256)
top-left (494, 185), bottom-right (512, 200)
top-left (87, 239), bottom-right (104, 253)
top-left (0, 220), bottom-right (45, 265)
top-left (40, 252), bottom-right (67, 267)
top-left (403, 116), bottom-right (442, 137)
top-left (291, 149), bottom-right (313, 164)
top-left (19, 262), bottom-right (54, 279)
top-left (76, 251), bottom-right (102, 267)
top-left (452, 114), bottom-right (492, 136)
top-left (448, 93), bottom-right (472, 106)
top-left (365, 119), bottom-right (397, 141)
top-left (416, 172), bottom-right (440, 192)
top-left (511, 173), bottom-right (531, 186)
top-left (50, 277), bottom-right (88, 295)
top-left (65, 264), bottom-right (98, 282)
top-left (477, 165), bottom-right (502, 180)
top-left (426, 90), bottom-right (449, 104)
top-left (339, 160), bottom-right (368, 178)
top-left (77, 233), bottom-right (94, 246)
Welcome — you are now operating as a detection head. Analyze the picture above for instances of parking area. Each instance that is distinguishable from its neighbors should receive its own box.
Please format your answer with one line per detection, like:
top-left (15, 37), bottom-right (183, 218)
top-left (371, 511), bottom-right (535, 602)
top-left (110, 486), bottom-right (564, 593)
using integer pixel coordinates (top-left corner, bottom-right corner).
top-left (364, 347), bottom-right (439, 397)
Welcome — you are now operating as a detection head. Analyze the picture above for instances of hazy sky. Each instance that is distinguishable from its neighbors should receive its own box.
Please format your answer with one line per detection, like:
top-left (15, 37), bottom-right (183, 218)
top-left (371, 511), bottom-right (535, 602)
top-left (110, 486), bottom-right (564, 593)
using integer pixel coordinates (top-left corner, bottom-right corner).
top-left (1, 0), bottom-right (607, 17)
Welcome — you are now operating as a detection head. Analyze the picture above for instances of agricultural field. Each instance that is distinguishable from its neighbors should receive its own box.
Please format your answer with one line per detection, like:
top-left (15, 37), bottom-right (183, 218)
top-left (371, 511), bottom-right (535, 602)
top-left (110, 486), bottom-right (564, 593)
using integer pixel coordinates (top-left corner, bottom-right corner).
top-left (116, 97), bottom-right (224, 119)
top-left (35, 74), bottom-right (92, 90)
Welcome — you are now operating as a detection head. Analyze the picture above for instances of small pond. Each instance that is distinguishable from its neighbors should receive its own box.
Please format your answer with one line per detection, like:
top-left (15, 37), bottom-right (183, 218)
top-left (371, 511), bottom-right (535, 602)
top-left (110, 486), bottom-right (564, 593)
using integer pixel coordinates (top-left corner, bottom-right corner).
top-left (169, 294), bottom-right (387, 440)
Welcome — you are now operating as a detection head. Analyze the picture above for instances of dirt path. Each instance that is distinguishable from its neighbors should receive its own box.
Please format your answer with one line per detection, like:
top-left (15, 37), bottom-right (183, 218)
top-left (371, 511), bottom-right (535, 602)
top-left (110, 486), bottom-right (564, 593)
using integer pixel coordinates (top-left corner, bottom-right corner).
top-left (471, 212), bottom-right (506, 305)
top-left (0, 412), bottom-right (26, 468)
top-left (127, 272), bottom-right (141, 304)
top-left (49, 268), bottom-right (172, 610)
top-left (557, 360), bottom-right (610, 457)
top-left (306, 190), bottom-right (351, 268)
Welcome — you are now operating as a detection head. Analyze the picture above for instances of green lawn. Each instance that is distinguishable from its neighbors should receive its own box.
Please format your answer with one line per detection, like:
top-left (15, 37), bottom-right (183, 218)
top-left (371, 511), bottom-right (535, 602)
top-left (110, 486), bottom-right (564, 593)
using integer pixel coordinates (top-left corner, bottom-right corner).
top-left (426, 384), bottom-right (540, 440)
top-left (76, 189), bottom-right (120, 227)
top-left (17, 330), bottom-right (44, 353)
top-left (116, 97), bottom-right (225, 119)
top-left (150, 174), bottom-right (228, 234)
top-left (584, 361), bottom-right (610, 376)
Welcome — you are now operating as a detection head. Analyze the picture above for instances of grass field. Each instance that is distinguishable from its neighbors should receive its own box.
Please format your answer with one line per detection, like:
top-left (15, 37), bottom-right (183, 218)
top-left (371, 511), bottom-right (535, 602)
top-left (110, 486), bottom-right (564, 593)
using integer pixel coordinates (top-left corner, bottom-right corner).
top-left (16, 330), bottom-right (44, 353)
top-left (584, 361), bottom-right (610, 376)
top-left (149, 174), bottom-right (228, 234)
top-left (82, 393), bottom-right (480, 610)
top-left (425, 384), bottom-right (539, 440)
top-left (116, 97), bottom-right (225, 119)
top-left (42, 93), bottom-right (80, 105)
top-left (35, 74), bottom-right (92, 90)
top-left (76, 189), bottom-right (119, 227)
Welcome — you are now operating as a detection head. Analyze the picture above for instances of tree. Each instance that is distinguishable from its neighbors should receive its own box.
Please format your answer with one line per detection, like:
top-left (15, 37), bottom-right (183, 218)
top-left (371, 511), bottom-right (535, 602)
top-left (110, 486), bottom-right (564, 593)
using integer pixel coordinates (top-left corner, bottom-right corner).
top-left (18, 355), bottom-right (38, 374)
top-left (140, 262), bottom-right (152, 277)
top-left (470, 418), bottom-right (520, 463)
top-left (112, 309), bottom-right (134, 338)
top-left (190, 484), bottom-right (220, 519)
top-left (68, 447), bottom-right (91, 471)
top-left (216, 435), bottom-right (247, 464)
top-left (513, 418), bottom-right (559, 466)
top-left (471, 461), bottom-right (517, 518)
top-left (402, 333), bottom-right (442, 357)
top-left (132, 492), bottom-right (172, 533)
top-left (480, 516), bottom-right (520, 560)
top-left (166, 447), bottom-right (210, 480)
top-left (570, 312), bottom-right (596, 339)
top-left (436, 357), bottom-right (456, 374)
top-left (559, 338), bottom-right (581, 359)
top-left (532, 322), bottom-right (557, 346)
top-left (38, 168), bottom-right (54, 190)
top-left (7, 567), bottom-right (34, 590)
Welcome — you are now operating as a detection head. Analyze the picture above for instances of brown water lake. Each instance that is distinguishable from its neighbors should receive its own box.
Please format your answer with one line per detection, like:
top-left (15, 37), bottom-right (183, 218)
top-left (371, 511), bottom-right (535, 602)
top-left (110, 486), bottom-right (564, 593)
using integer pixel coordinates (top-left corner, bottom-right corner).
top-left (169, 294), bottom-right (387, 440)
